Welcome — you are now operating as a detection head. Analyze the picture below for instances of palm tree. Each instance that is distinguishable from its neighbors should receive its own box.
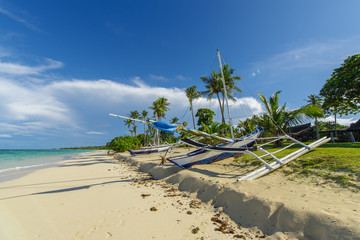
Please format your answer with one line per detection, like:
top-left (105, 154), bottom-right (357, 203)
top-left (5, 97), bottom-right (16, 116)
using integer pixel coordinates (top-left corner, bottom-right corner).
top-left (201, 70), bottom-right (225, 123)
top-left (185, 86), bottom-right (202, 129)
top-left (124, 119), bottom-right (133, 136)
top-left (258, 91), bottom-right (323, 140)
top-left (141, 110), bottom-right (148, 146)
top-left (129, 110), bottom-right (140, 136)
top-left (305, 95), bottom-right (324, 139)
top-left (201, 64), bottom-right (241, 124)
top-left (237, 115), bottom-right (260, 135)
top-left (149, 97), bottom-right (170, 144)
top-left (170, 117), bottom-right (179, 124)
top-left (220, 64), bottom-right (242, 115)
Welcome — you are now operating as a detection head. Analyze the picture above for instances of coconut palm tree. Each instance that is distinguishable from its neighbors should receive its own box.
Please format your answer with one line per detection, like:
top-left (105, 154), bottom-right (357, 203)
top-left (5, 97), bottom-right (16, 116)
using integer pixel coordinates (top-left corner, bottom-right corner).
top-left (141, 110), bottom-right (148, 146)
top-left (201, 64), bottom-right (241, 124)
top-left (185, 86), bottom-right (202, 129)
top-left (149, 97), bottom-right (170, 144)
top-left (201, 70), bottom-right (225, 123)
top-left (129, 110), bottom-right (140, 136)
top-left (220, 64), bottom-right (242, 114)
top-left (258, 91), bottom-right (323, 140)
top-left (170, 117), bottom-right (179, 124)
top-left (305, 95), bottom-right (324, 139)
top-left (124, 119), bottom-right (133, 136)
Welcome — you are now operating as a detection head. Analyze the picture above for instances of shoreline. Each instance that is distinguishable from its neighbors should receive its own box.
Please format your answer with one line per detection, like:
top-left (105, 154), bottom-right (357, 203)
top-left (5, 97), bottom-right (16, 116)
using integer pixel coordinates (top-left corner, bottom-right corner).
top-left (0, 150), bottom-right (96, 183)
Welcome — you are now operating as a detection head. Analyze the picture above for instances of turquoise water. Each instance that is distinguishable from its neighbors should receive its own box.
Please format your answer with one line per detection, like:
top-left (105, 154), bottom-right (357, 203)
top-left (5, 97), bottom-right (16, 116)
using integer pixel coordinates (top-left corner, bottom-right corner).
top-left (0, 149), bottom-right (93, 182)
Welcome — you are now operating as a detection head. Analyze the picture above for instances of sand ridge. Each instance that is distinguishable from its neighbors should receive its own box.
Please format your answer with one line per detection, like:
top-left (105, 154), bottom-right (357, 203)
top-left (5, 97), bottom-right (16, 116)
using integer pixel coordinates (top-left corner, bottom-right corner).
top-left (114, 148), bottom-right (360, 240)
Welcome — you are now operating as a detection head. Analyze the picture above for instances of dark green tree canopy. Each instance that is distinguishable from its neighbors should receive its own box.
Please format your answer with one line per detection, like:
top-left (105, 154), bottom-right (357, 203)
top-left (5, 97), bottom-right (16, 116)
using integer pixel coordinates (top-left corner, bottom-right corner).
top-left (195, 108), bottom-right (216, 127)
top-left (320, 54), bottom-right (360, 116)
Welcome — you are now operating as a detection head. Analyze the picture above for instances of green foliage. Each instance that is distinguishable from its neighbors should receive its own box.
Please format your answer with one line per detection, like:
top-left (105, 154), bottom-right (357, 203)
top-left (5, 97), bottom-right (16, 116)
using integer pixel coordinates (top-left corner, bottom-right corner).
top-left (320, 54), bottom-right (360, 116)
top-left (107, 135), bottom-right (141, 152)
top-left (196, 108), bottom-right (216, 128)
top-left (237, 115), bottom-right (260, 135)
top-left (317, 121), bottom-right (347, 131)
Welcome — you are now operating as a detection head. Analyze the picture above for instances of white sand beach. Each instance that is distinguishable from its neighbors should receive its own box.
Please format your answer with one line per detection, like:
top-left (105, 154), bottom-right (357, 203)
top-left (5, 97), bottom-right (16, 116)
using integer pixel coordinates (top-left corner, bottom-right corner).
top-left (1, 150), bottom-right (359, 240)
top-left (0, 151), bottom-right (261, 240)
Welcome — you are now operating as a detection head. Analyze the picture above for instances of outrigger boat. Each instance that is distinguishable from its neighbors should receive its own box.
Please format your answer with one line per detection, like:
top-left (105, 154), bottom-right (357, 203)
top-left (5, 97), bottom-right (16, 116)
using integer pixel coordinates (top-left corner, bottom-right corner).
top-left (147, 50), bottom-right (330, 180)
top-left (150, 121), bottom-right (263, 168)
top-left (150, 120), bottom-right (330, 180)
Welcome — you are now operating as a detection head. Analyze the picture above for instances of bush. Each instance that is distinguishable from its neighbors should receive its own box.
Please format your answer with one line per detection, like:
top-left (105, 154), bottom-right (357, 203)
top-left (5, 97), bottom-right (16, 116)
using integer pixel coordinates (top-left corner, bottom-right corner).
top-left (107, 135), bottom-right (141, 152)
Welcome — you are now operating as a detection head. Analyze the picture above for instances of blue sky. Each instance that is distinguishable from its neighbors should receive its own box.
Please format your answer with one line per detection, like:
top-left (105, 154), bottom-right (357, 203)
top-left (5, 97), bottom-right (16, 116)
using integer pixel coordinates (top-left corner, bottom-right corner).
top-left (0, 0), bottom-right (359, 148)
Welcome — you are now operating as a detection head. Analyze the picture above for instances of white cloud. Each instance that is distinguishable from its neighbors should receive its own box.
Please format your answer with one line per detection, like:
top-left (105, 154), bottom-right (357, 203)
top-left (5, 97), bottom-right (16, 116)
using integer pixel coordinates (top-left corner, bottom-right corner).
top-left (320, 116), bottom-right (356, 126)
top-left (0, 74), bottom-right (265, 139)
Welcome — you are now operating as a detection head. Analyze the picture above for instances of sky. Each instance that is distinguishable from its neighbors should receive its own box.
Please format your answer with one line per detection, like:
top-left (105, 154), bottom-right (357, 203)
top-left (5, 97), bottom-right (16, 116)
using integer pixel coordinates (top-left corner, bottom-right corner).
top-left (0, 0), bottom-right (360, 149)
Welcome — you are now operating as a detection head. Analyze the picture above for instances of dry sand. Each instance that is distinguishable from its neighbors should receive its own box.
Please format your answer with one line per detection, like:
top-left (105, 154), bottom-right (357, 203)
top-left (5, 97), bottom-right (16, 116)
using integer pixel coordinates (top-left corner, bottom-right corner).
top-left (0, 151), bottom-right (263, 240)
top-left (114, 148), bottom-right (360, 240)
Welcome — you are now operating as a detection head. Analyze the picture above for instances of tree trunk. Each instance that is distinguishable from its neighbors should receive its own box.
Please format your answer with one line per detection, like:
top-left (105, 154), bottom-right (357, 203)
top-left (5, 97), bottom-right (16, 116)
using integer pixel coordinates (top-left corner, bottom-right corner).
top-left (143, 123), bottom-right (146, 146)
top-left (216, 93), bottom-right (225, 123)
top-left (334, 108), bottom-right (337, 138)
top-left (191, 102), bottom-right (196, 130)
top-left (315, 117), bottom-right (319, 139)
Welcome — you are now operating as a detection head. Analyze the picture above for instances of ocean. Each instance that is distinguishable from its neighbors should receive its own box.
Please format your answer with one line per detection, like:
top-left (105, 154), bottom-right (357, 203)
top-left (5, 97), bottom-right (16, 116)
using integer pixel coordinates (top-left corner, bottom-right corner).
top-left (0, 149), bottom-right (93, 183)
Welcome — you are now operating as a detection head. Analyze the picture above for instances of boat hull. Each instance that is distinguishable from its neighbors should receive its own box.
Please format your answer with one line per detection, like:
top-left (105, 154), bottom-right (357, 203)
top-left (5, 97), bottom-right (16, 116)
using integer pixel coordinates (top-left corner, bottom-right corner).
top-left (128, 145), bottom-right (171, 156)
top-left (167, 127), bottom-right (262, 168)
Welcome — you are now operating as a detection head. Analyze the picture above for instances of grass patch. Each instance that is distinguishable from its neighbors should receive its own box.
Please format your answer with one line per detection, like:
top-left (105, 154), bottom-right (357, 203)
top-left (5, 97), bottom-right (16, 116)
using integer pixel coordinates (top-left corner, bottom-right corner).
top-left (234, 142), bottom-right (360, 191)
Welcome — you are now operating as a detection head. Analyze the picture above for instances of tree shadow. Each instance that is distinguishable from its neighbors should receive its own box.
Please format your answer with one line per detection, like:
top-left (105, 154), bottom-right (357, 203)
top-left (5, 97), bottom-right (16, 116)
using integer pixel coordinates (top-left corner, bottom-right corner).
top-left (0, 178), bottom-right (132, 201)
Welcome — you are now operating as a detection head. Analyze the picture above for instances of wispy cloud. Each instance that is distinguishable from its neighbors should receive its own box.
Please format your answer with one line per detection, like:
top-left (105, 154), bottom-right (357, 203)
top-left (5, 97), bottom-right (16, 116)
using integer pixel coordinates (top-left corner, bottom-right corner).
top-left (0, 5), bottom-right (41, 32)
top-left (0, 58), bottom-right (63, 75)
top-left (0, 134), bottom-right (12, 138)
top-left (86, 131), bottom-right (105, 135)
top-left (248, 35), bottom-right (360, 86)
top-left (149, 74), bottom-right (168, 82)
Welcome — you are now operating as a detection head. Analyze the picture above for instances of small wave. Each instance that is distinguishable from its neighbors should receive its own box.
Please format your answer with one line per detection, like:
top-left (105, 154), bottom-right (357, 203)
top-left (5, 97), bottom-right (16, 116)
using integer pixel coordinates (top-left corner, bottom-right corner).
top-left (0, 163), bottom-right (53, 174)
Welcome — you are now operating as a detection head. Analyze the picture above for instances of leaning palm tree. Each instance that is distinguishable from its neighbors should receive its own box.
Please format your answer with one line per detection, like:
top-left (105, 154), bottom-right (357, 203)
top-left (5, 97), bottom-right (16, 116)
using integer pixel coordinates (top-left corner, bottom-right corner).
top-left (185, 86), bottom-right (202, 129)
top-left (149, 97), bottom-right (170, 144)
top-left (258, 91), bottom-right (323, 140)
top-left (305, 94), bottom-right (324, 139)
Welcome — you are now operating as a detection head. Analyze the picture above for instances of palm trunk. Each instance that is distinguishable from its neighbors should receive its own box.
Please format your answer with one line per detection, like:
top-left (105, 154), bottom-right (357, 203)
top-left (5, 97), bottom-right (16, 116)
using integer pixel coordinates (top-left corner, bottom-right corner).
top-left (156, 115), bottom-right (160, 145)
top-left (315, 117), bottom-right (319, 139)
top-left (143, 123), bottom-right (146, 146)
top-left (191, 102), bottom-right (196, 130)
top-left (216, 93), bottom-right (225, 123)
top-left (334, 109), bottom-right (337, 138)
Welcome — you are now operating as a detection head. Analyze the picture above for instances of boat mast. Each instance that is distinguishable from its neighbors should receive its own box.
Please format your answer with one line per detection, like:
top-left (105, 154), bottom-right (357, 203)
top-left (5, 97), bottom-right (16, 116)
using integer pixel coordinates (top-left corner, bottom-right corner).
top-left (217, 49), bottom-right (234, 139)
